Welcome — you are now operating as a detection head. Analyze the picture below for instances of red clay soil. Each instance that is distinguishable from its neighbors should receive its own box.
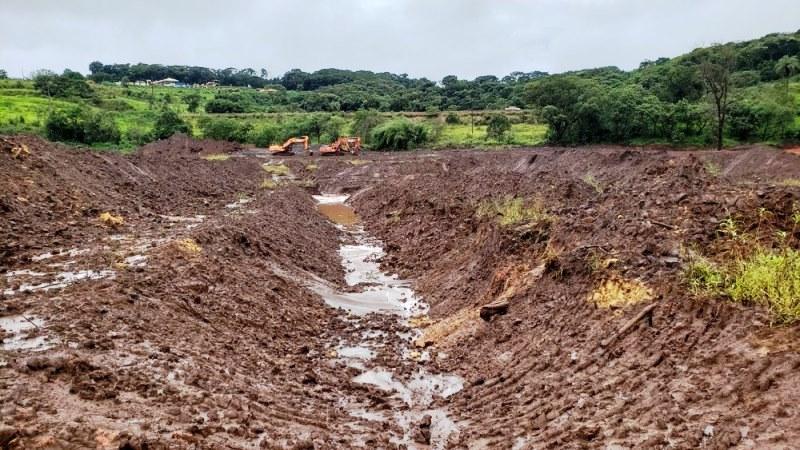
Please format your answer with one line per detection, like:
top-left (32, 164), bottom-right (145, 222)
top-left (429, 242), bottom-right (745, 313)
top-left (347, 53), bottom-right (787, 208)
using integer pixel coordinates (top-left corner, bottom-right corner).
top-left (348, 147), bottom-right (800, 448)
top-left (2, 137), bottom-right (800, 449)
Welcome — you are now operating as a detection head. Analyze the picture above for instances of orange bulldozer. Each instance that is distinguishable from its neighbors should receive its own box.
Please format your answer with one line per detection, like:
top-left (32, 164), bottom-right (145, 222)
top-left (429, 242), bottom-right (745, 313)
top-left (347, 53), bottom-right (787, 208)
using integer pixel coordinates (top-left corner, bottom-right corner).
top-left (269, 136), bottom-right (310, 156)
top-left (319, 137), bottom-right (362, 156)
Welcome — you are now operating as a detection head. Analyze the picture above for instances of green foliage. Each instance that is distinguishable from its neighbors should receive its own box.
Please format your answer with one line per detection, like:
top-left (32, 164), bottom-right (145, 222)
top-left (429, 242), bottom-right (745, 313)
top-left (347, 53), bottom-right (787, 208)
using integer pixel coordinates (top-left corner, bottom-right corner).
top-left (199, 117), bottom-right (251, 142)
top-left (728, 249), bottom-right (800, 323)
top-left (370, 118), bottom-right (430, 150)
top-left (476, 196), bottom-right (552, 227)
top-left (351, 110), bottom-right (384, 144)
top-left (205, 97), bottom-right (247, 113)
top-left (445, 112), bottom-right (461, 124)
top-left (152, 108), bottom-right (190, 140)
top-left (184, 93), bottom-right (202, 113)
top-left (44, 108), bottom-right (120, 144)
top-left (0, 69), bottom-right (7, 80)
top-left (249, 123), bottom-right (281, 147)
top-left (486, 114), bottom-right (512, 141)
top-left (685, 255), bottom-right (726, 295)
top-left (34, 70), bottom-right (95, 99)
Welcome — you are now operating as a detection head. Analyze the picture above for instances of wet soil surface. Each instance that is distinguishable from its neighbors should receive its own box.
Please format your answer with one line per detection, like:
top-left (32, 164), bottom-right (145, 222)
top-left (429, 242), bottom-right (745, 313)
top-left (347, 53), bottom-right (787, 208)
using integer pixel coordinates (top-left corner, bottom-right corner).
top-left (1, 135), bottom-right (800, 449)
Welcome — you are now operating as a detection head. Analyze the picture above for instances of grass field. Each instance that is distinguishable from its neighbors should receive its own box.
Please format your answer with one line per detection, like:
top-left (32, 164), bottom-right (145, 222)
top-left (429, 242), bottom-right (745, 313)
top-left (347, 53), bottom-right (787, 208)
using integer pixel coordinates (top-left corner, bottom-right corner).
top-left (0, 79), bottom-right (549, 150)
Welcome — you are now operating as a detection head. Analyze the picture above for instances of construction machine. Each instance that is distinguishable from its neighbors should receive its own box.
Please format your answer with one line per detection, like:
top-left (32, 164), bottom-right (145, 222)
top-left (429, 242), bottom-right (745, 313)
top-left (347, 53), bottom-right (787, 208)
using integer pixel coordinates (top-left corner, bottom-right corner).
top-left (319, 137), bottom-right (362, 156)
top-left (269, 136), bottom-right (310, 156)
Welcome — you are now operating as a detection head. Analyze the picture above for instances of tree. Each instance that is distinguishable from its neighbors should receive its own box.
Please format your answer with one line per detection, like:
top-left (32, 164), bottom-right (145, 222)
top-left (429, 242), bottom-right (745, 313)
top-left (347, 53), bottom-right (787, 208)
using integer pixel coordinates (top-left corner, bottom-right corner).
top-left (486, 114), bottom-right (511, 141)
top-left (775, 55), bottom-right (800, 95)
top-left (152, 108), bottom-right (190, 140)
top-left (184, 93), bottom-right (202, 113)
top-left (699, 45), bottom-right (736, 150)
top-left (351, 110), bottom-right (384, 144)
top-left (0, 69), bottom-right (7, 80)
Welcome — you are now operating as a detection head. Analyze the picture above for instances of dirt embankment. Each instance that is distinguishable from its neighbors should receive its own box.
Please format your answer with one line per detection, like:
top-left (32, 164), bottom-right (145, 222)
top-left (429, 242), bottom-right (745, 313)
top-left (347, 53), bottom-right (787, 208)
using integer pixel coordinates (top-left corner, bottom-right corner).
top-left (349, 147), bottom-right (800, 448)
top-left (3, 137), bottom-right (800, 449)
top-left (0, 136), bottom-right (394, 449)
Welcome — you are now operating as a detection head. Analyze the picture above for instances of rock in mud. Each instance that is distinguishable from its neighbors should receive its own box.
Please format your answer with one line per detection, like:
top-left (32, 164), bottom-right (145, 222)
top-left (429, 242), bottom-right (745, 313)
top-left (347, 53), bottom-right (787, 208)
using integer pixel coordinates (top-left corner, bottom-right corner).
top-left (0, 425), bottom-right (19, 447)
top-left (412, 414), bottom-right (432, 445)
top-left (480, 300), bottom-right (509, 321)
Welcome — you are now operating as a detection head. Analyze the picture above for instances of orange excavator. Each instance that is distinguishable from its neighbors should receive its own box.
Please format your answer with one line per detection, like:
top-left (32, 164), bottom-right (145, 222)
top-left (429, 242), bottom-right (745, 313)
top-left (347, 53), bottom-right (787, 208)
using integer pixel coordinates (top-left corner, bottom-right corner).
top-left (269, 136), bottom-right (310, 156)
top-left (319, 137), bottom-right (362, 156)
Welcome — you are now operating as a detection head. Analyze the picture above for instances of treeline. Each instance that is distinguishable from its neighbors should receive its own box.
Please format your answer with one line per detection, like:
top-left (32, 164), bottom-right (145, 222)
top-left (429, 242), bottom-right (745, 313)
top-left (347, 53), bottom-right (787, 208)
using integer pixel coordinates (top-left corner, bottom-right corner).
top-left (528, 31), bottom-right (800, 147)
top-left (16, 30), bottom-right (800, 148)
top-left (88, 62), bottom-right (270, 87)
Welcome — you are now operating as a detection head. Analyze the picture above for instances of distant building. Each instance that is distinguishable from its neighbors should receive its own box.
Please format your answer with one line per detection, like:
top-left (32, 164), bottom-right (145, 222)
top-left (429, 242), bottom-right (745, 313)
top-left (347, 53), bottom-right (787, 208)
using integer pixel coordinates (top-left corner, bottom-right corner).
top-left (152, 78), bottom-right (180, 87)
top-left (504, 106), bottom-right (522, 112)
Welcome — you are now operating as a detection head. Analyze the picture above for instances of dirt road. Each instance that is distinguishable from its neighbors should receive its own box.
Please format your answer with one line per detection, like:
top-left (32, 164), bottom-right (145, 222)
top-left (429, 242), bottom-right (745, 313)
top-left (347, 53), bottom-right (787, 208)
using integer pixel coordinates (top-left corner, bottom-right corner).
top-left (1, 135), bottom-right (799, 448)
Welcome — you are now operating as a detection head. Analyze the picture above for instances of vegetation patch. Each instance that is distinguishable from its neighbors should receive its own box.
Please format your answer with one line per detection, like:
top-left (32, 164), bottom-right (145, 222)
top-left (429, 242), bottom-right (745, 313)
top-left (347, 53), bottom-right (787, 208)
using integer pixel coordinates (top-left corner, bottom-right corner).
top-left (201, 153), bottom-right (230, 161)
top-left (780, 178), bottom-right (800, 187)
top-left (98, 212), bottom-right (124, 228)
top-left (176, 238), bottom-right (203, 254)
top-left (260, 179), bottom-right (279, 190)
top-left (262, 163), bottom-right (290, 176)
top-left (728, 249), bottom-right (800, 323)
top-left (347, 159), bottom-right (370, 166)
top-left (305, 163), bottom-right (318, 172)
top-left (589, 277), bottom-right (654, 309)
top-left (582, 174), bottom-right (604, 194)
top-left (476, 196), bottom-right (552, 227)
top-left (685, 254), bottom-right (726, 295)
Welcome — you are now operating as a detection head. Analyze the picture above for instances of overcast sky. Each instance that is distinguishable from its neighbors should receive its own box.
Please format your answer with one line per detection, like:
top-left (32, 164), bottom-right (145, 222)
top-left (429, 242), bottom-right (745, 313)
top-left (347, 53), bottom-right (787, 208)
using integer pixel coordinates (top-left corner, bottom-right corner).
top-left (1, 0), bottom-right (798, 80)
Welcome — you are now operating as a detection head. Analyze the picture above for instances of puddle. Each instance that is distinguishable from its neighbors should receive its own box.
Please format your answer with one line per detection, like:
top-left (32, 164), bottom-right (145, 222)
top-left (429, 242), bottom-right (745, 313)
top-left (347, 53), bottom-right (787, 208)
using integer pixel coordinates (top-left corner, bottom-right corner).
top-left (3, 269), bottom-right (116, 296)
top-left (312, 194), bottom-right (463, 449)
top-left (337, 345), bottom-right (375, 360)
top-left (0, 315), bottom-right (55, 351)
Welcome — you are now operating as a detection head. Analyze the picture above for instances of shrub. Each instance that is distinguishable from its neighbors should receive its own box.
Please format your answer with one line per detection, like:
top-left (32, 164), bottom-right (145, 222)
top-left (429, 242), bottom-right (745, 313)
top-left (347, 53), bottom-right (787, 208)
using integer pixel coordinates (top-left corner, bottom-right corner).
top-left (124, 128), bottom-right (153, 146)
top-left (249, 123), bottom-right (281, 147)
top-left (445, 112), bottom-right (461, 124)
top-left (370, 118), bottom-right (430, 151)
top-left (152, 108), bottom-right (190, 140)
top-left (199, 117), bottom-right (251, 143)
top-left (205, 98), bottom-right (246, 113)
top-left (351, 110), bottom-right (384, 144)
top-left (45, 108), bottom-right (120, 144)
top-left (45, 108), bottom-right (85, 142)
top-left (486, 114), bottom-right (512, 140)
top-left (83, 112), bottom-right (121, 144)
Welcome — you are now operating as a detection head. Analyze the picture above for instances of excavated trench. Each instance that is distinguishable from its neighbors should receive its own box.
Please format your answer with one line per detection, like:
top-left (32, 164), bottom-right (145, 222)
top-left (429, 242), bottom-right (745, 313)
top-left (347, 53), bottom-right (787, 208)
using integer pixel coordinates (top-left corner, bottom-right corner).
top-left (311, 193), bottom-right (464, 448)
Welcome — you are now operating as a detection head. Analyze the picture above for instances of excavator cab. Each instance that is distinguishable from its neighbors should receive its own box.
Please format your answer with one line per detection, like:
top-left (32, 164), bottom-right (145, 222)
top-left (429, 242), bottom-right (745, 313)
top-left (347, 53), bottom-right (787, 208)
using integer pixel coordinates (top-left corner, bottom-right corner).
top-left (269, 136), bottom-right (310, 156)
top-left (319, 137), bottom-right (362, 156)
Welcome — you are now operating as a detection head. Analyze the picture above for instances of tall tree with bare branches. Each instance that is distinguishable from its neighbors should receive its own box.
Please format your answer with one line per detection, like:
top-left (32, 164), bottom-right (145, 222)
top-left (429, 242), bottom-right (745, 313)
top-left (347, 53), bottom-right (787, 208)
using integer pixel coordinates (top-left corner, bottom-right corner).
top-left (699, 45), bottom-right (736, 150)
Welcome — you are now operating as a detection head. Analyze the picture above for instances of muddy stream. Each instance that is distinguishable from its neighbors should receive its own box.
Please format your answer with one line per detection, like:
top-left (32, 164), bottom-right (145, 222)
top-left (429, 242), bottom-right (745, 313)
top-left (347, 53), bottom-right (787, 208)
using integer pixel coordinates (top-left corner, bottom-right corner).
top-left (311, 194), bottom-right (465, 448)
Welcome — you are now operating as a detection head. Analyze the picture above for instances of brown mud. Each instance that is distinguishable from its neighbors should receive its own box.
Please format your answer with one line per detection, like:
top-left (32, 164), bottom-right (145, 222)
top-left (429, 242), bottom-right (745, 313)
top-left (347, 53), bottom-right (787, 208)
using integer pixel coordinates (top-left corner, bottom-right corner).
top-left (1, 136), bottom-right (800, 449)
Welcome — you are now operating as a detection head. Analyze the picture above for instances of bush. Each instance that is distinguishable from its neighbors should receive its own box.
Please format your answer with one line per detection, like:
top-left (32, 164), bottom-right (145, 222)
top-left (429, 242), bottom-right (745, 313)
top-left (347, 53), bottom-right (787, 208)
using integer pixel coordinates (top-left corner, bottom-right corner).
top-left (369, 118), bottom-right (430, 150)
top-left (199, 117), bottom-right (252, 143)
top-left (486, 114), bottom-right (512, 141)
top-left (83, 112), bottom-right (120, 144)
top-left (33, 70), bottom-right (95, 99)
top-left (445, 112), bottom-right (461, 124)
top-left (205, 98), bottom-right (246, 114)
top-left (44, 108), bottom-right (120, 144)
top-left (124, 127), bottom-right (153, 146)
top-left (45, 109), bottom-right (84, 142)
top-left (249, 123), bottom-right (281, 147)
top-left (152, 108), bottom-right (190, 140)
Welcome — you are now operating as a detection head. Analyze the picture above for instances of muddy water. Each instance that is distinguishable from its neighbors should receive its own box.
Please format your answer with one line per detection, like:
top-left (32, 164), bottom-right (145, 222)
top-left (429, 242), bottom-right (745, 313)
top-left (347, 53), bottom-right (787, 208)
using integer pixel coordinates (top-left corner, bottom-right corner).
top-left (312, 194), bottom-right (464, 449)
